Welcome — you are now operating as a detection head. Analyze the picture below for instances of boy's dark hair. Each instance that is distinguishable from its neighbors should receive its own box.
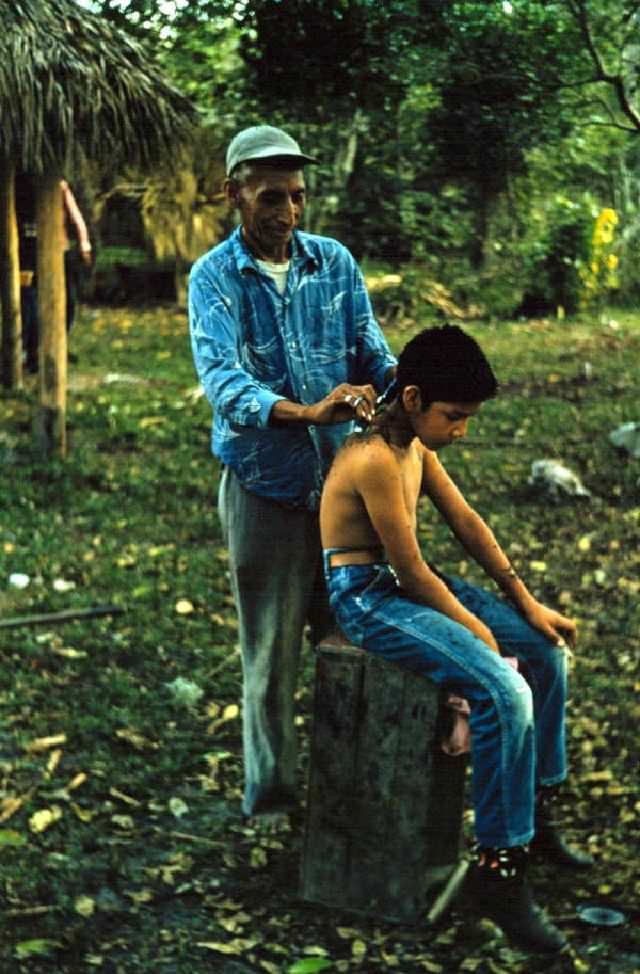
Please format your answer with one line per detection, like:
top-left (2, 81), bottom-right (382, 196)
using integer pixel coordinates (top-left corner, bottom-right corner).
top-left (390, 324), bottom-right (498, 406)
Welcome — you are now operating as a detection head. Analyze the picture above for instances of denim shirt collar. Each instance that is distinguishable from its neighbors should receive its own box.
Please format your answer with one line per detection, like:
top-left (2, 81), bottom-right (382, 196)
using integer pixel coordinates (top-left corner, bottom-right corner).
top-left (230, 225), bottom-right (319, 276)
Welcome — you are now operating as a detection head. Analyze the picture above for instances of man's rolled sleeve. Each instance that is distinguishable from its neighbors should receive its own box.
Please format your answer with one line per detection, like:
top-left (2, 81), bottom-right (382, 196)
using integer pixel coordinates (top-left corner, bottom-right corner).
top-left (189, 272), bottom-right (285, 430)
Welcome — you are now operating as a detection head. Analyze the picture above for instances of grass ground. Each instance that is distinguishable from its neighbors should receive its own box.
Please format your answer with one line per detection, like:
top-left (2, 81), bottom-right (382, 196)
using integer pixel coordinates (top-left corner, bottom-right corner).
top-left (0, 303), bottom-right (638, 974)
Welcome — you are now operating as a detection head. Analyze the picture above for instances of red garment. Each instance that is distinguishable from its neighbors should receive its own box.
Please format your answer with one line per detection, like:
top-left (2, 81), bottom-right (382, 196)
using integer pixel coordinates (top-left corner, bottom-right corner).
top-left (442, 657), bottom-right (519, 756)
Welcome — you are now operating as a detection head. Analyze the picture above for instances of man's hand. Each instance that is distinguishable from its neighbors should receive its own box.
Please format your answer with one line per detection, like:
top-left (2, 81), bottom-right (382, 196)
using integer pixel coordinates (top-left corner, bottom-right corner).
top-left (522, 600), bottom-right (577, 649)
top-left (306, 383), bottom-right (377, 426)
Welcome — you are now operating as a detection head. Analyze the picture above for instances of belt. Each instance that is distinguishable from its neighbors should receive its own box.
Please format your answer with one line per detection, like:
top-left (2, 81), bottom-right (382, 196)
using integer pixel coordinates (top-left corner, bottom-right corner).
top-left (328, 547), bottom-right (386, 568)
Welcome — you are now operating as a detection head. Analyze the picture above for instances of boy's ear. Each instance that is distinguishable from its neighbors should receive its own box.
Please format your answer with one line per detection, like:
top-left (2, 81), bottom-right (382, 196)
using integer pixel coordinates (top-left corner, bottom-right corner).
top-left (401, 385), bottom-right (423, 413)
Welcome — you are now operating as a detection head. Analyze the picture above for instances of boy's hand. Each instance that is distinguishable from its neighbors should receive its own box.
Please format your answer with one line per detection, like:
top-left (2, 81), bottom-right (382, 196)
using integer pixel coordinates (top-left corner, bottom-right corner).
top-left (522, 600), bottom-right (577, 649)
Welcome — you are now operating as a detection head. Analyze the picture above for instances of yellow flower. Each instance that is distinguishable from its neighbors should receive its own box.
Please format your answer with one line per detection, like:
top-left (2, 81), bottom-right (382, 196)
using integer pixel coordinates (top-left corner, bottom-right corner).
top-left (593, 207), bottom-right (618, 246)
top-left (606, 253), bottom-right (619, 270)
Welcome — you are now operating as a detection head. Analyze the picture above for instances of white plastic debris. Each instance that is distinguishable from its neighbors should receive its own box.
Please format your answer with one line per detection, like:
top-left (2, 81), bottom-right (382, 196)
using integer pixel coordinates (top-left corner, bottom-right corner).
top-left (9, 572), bottom-right (30, 589)
top-left (528, 460), bottom-right (590, 500)
top-left (52, 578), bottom-right (77, 592)
top-left (165, 677), bottom-right (204, 708)
top-left (609, 422), bottom-right (640, 459)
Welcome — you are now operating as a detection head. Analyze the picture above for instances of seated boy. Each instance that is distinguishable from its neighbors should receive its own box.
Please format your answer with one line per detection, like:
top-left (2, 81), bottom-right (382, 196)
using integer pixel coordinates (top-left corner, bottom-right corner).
top-left (319, 324), bottom-right (592, 954)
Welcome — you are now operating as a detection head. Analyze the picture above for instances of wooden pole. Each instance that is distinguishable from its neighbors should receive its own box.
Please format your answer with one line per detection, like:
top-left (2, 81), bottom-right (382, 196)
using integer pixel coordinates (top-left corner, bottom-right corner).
top-left (0, 159), bottom-right (24, 389)
top-left (34, 174), bottom-right (66, 457)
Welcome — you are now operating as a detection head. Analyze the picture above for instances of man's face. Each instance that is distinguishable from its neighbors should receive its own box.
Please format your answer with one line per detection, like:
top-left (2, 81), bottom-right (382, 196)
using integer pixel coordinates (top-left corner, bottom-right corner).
top-left (229, 166), bottom-right (306, 262)
top-left (412, 400), bottom-right (482, 451)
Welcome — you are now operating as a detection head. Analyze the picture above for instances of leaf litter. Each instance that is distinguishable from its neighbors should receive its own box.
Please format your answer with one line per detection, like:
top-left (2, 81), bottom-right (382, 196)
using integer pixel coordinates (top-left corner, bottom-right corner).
top-left (0, 307), bottom-right (638, 972)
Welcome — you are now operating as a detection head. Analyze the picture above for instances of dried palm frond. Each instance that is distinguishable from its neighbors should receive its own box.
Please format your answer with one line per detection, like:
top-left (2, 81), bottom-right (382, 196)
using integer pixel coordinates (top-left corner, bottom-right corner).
top-left (0, 0), bottom-right (197, 174)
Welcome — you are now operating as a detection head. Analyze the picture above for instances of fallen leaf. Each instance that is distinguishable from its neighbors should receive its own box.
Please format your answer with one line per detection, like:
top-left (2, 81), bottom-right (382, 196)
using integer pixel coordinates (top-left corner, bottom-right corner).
top-left (109, 787), bottom-right (141, 806)
top-left (0, 830), bottom-right (27, 847)
top-left (67, 772), bottom-right (88, 791)
top-left (46, 749), bottom-right (63, 776)
top-left (29, 806), bottom-right (63, 833)
top-left (0, 797), bottom-right (26, 823)
top-left (15, 940), bottom-right (61, 959)
top-left (115, 728), bottom-right (159, 750)
top-left (50, 645), bottom-right (87, 659)
top-left (126, 888), bottom-right (154, 905)
top-left (288, 959), bottom-right (333, 974)
top-left (75, 895), bottom-right (95, 917)
top-left (250, 846), bottom-right (268, 868)
top-left (111, 815), bottom-right (134, 830)
top-left (25, 734), bottom-right (67, 753)
top-left (351, 939), bottom-right (367, 958)
top-left (197, 938), bottom-right (259, 954)
top-left (70, 802), bottom-right (95, 823)
top-left (582, 770), bottom-right (613, 782)
top-left (169, 797), bottom-right (189, 819)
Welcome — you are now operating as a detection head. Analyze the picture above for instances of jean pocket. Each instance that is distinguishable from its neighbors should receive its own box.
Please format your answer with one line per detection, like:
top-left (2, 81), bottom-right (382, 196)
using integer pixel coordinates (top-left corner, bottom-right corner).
top-left (353, 565), bottom-right (396, 614)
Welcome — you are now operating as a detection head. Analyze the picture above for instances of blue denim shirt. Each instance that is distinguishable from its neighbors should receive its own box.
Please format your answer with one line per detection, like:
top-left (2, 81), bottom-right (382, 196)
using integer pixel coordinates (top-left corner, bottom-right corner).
top-left (189, 226), bottom-right (396, 510)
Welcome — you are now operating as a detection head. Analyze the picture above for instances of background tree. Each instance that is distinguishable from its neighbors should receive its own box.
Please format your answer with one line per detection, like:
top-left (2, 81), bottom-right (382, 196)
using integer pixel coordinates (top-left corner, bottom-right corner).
top-left (0, 0), bottom-right (195, 454)
top-left (66, 0), bottom-right (640, 318)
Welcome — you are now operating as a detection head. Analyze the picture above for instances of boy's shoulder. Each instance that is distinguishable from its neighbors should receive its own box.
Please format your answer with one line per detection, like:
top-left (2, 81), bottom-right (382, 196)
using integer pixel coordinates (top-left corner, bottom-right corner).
top-left (339, 431), bottom-right (424, 476)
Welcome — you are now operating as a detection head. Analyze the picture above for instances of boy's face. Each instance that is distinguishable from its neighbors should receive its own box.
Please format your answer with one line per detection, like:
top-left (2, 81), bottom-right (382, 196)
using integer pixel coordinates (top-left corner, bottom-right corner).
top-left (411, 399), bottom-right (482, 451)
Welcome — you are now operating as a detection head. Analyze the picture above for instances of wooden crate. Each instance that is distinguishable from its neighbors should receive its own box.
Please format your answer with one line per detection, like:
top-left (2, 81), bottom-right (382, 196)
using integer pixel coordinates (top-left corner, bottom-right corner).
top-left (300, 639), bottom-right (468, 923)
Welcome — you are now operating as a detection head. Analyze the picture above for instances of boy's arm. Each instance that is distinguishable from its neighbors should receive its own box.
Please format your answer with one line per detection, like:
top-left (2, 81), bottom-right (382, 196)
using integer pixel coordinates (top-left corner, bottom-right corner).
top-left (421, 448), bottom-right (577, 647)
top-left (355, 442), bottom-right (500, 653)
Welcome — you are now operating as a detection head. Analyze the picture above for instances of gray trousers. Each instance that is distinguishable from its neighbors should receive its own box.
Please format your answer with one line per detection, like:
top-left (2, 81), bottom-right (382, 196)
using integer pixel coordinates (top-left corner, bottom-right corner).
top-left (218, 466), bottom-right (333, 815)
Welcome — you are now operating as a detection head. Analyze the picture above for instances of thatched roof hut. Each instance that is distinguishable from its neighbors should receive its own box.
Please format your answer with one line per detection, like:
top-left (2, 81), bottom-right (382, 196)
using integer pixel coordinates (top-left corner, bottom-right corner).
top-left (0, 0), bottom-right (197, 453)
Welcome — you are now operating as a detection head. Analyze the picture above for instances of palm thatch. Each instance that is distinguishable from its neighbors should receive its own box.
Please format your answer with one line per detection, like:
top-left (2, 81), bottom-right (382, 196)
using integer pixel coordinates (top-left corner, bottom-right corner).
top-left (0, 0), bottom-right (197, 173)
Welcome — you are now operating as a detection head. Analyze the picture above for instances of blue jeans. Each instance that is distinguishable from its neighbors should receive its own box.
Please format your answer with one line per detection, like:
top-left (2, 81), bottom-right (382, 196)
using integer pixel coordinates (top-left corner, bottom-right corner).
top-left (323, 552), bottom-right (568, 848)
top-left (219, 467), bottom-right (334, 815)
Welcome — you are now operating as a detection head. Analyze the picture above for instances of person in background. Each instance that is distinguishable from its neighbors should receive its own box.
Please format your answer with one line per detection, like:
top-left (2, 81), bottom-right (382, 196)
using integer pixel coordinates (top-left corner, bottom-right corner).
top-left (61, 179), bottom-right (93, 334)
top-left (16, 175), bottom-right (92, 372)
top-left (189, 125), bottom-right (396, 819)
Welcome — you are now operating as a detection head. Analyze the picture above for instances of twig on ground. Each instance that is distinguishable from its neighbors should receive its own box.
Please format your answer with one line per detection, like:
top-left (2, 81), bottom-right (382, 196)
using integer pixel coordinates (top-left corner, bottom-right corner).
top-left (0, 605), bottom-right (125, 630)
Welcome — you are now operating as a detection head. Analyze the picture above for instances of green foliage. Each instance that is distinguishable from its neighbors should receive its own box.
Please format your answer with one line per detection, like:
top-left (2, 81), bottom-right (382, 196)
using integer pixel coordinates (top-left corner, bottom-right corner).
top-left (517, 194), bottom-right (597, 316)
top-left (234, 0), bottom-right (423, 119)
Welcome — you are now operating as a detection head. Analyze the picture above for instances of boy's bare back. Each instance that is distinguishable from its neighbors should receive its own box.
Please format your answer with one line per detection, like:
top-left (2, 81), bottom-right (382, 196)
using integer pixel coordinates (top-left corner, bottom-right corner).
top-left (320, 432), bottom-right (425, 556)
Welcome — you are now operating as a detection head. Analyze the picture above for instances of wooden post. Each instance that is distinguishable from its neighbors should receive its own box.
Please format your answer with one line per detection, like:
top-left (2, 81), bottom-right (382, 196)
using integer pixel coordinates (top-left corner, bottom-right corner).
top-left (34, 174), bottom-right (66, 457)
top-left (300, 641), bottom-right (468, 924)
top-left (0, 159), bottom-right (23, 389)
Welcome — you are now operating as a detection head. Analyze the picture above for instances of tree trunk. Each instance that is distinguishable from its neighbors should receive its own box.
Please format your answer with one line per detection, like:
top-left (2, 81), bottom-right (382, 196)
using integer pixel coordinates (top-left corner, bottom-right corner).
top-left (304, 110), bottom-right (364, 236)
top-left (301, 639), bottom-right (467, 923)
top-left (0, 159), bottom-right (23, 389)
top-left (34, 174), bottom-right (66, 457)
